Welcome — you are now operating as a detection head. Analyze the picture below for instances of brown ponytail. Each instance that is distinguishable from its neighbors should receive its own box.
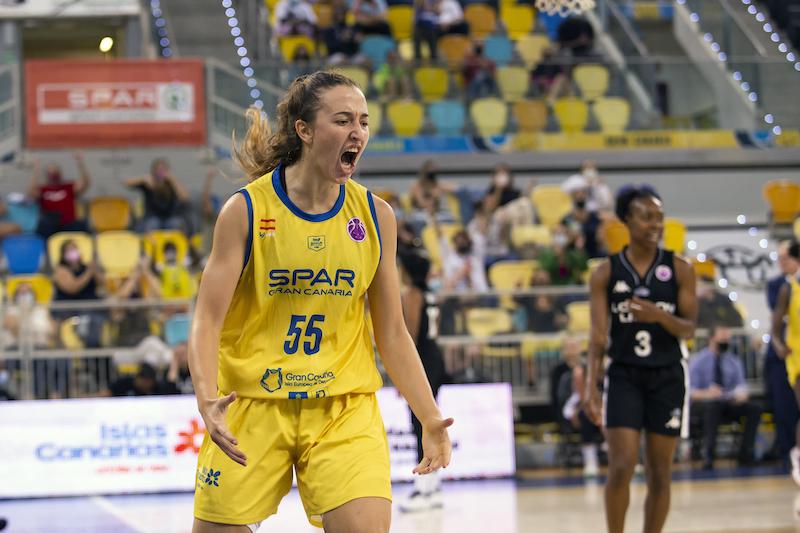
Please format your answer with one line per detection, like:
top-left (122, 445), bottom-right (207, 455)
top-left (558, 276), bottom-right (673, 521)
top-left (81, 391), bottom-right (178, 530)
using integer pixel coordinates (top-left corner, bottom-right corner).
top-left (232, 71), bottom-right (360, 182)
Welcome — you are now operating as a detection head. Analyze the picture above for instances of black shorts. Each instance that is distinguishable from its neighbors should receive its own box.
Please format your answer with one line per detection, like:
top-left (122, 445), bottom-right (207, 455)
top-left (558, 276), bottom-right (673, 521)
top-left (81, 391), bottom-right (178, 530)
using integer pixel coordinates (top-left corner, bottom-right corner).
top-left (604, 360), bottom-right (689, 438)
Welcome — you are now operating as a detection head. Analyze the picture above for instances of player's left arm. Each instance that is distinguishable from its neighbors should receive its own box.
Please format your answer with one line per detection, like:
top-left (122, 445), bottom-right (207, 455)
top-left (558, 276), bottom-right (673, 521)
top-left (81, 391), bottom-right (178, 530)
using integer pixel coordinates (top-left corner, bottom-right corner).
top-left (631, 255), bottom-right (697, 338)
top-left (368, 196), bottom-right (454, 474)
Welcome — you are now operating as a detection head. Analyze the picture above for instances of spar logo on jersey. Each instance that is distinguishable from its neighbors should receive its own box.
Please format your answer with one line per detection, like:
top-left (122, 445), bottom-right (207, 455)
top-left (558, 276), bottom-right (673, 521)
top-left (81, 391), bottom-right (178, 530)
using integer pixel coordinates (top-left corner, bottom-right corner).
top-left (260, 368), bottom-right (283, 393)
top-left (267, 268), bottom-right (355, 297)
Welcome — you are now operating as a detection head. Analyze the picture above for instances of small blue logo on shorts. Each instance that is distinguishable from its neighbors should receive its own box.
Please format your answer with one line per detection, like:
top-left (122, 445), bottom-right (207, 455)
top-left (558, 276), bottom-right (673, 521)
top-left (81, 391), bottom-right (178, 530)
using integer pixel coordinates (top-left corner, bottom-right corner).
top-left (289, 392), bottom-right (309, 399)
top-left (260, 368), bottom-right (283, 393)
top-left (198, 466), bottom-right (221, 487)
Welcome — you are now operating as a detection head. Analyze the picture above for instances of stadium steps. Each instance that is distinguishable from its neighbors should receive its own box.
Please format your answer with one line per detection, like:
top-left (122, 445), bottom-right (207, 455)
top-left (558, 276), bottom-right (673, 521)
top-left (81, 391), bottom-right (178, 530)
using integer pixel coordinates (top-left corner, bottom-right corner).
top-left (160, 0), bottom-right (238, 63)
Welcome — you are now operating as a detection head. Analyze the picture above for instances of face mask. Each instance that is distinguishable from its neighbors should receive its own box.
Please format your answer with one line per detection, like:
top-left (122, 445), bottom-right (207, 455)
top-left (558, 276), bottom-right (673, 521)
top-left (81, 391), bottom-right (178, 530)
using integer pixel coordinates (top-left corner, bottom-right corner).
top-left (164, 251), bottom-right (177, 264)
top-left (456, 243), bottom-right (472, 255)
top-left (16, 292), bottom-right (35, 306)
top-left (425, 171), bottom-right (437, 183)
top-left (553, 234), bottom-right (568, 247)
top-left (574, 199), bottom-right (586, 210)
top-left (494, 171), bottom-right (510, 188)
top-left (65, 249), bottom-right (81, 263)
top-left (583, 168), bottom-right (598, 179)
top-left (716, 341), bottom-right (730, 354)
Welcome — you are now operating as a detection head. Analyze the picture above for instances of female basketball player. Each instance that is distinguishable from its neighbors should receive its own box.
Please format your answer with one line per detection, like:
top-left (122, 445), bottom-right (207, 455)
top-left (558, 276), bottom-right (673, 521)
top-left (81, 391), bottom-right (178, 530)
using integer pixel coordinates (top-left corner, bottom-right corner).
top-left (771, 240), bottom-right (800, 487)
top-left (189, 72), bottom-right (453, 533)
top-left (584, 185), bottom-right (697, 533)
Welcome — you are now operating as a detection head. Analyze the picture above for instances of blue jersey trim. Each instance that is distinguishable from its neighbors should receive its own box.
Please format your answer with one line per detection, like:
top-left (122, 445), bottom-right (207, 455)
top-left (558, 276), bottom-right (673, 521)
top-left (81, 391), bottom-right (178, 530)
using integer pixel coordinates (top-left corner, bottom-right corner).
top-left (237, 188), bottom-right (254, 274)
top-left (366, 190), bottom-right (382, 261)
top-left (271, 164), bottom-right (346, 222)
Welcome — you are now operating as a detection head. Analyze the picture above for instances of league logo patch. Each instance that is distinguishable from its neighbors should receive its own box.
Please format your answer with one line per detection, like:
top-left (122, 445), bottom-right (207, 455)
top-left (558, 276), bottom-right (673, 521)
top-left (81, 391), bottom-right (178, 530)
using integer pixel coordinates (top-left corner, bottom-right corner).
top-left (347, 217), bottom-right (366, 242)
top-left (260, 368), bottom-right (283, 393)
top-left (307, 235), bottom-right (326, 251)
top-left (655, 265), bottom-right (672, 282)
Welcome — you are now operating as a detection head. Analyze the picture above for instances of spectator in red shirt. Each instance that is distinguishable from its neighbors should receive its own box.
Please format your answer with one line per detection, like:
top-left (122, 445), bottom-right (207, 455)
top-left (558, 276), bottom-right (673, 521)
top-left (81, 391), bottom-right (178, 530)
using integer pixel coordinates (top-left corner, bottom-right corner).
top-left (28, 152), bottom-right (91, 238)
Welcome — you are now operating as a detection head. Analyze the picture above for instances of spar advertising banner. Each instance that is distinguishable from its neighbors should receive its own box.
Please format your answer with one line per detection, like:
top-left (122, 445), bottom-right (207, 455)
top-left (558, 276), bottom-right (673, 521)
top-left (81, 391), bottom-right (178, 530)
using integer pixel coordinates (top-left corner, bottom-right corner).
top-left (0, 384), bottom-right (514, 498)
top-left (24, 59), bottom-right (206, 148)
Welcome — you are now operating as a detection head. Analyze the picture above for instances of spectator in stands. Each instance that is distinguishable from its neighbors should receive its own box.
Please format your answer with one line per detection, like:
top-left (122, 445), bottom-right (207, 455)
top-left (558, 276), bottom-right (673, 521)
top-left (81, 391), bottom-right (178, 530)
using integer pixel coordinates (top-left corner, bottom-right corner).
top-left (409, 160), bottom-right (456, 213)
top-left (462, 41), bottom-right (498, 100)
top-left (556, 15), bottom-right (595, 58)
top-left (323, 2), bottom-right (366, 66)
top-left (561, 189), bottom-right (603, 258)
top-left (351, 0), bottom-right (391, 36)
top-left (274, 0), bottom-right (318, 38)
top-left (287, 44), bottom-right (315, 81)
top-left (107, 362), bottom-right (169, 397)
top-left (163, 342), bottom-right (194, 394)
top-left (561, 160), bottom-right (614, 214)
top-left (482, 164), bottom-right (521, 212)
top-left (554, 336), bottom-right (602, 477)
top-left (0, 362), bottom-right (13, 401)
top-left (53, 239), bottom-right (105, 347)
top-left (765, 240), bottom-right (800, 467)
top-left (441, 227), bottom-right (488, 292)
top-left (537, 225), bottom-right (588, 285)
top-left (373, 50), bottom-right (413, 100)
top-left (690, 325), bottom-right (763, 469)
top-left (29, 153), bottom-right (90, 238)
top-left (468, 200), bottom-right (511, 266)
top-left (0, 200), bottom-right (21, 240)
top-left (125, 158), bottom-right (190, 234)
top-left (531, 45), bottom-right (569, 102)
top-left (517, 270), bottom-right (567, 333)
top-left (3, 282), bottom-right (55, 349)
top-left (696, 277), bottom-right (744, 330)
top-left (158, 242), bottom-right (195, 303)
top-left (438, 0), bottom-right (469, 35)
top-left (413, 0), bottom-right (441, 60)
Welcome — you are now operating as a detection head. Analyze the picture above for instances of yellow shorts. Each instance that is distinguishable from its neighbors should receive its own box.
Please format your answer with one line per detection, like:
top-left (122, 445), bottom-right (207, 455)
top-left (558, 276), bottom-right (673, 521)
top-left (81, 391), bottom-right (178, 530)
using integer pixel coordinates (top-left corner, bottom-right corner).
top-left (787, 352), bottom-right (800, 387)
top-left (193, 393), bottom-right (391, 527)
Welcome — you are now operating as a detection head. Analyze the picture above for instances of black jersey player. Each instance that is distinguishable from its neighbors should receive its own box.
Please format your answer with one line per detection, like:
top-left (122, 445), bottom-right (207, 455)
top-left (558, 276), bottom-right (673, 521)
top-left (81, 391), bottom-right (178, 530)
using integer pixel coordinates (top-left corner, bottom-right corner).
top-left (585, 185), bottom-right (697, 533)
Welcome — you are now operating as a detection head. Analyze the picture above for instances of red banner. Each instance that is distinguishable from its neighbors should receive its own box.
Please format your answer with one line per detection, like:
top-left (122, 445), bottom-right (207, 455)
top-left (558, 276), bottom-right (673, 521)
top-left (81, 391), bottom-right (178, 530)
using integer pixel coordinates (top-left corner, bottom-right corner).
top-left (25, 59), bottom-right (206, 148)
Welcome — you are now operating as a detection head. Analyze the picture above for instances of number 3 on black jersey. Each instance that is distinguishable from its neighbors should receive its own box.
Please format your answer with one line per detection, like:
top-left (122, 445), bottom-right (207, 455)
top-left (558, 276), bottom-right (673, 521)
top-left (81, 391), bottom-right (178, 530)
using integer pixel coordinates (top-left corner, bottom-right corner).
top-left (634, 330), bottom-right (652, 357)
top-left (284, 314), bottom-right (325, 355)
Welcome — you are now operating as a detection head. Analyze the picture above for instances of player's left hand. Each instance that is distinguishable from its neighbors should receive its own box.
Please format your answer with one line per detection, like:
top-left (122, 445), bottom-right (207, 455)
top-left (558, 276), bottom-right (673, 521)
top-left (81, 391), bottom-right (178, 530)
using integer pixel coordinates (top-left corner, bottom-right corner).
top-left (630, 297), bottom-right (661, 323)
top-left (414, 417), bottom-right (455, 475)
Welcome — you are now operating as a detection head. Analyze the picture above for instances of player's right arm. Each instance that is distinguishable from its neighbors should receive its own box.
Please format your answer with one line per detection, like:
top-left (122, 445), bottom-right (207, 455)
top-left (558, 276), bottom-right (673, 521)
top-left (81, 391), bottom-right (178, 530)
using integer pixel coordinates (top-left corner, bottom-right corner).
top-left (188, 193), bottom-right (248, 466)
top-left (771, 283), bottom-right (791, 359)
top-left (584, 258), bottom-right (610, 426)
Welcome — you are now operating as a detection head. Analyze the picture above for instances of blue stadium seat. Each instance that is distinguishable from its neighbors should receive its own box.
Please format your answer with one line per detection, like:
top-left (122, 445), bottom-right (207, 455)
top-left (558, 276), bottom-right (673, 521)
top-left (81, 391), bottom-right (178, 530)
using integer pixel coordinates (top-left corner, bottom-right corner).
top-left (428, 100), bottom-right (466, 135)
top-left (3, 235), bottom-right (45, 274)
top-left (165, 313), bottom-right (191, 346)
top-left (483, 35), bottom-right (514, 66)
top-left (360, 35), bottom-right (396, 67)
top-left (6, 202), bottom-right (40, 234)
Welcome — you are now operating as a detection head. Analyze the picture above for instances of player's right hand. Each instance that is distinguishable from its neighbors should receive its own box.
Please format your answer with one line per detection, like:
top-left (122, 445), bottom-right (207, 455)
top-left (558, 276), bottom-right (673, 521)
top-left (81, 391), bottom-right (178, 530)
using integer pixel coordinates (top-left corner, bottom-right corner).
top-left (199, 391), bottom-right (247, 467)
top-left (583, 389), bottom-right (603, 427)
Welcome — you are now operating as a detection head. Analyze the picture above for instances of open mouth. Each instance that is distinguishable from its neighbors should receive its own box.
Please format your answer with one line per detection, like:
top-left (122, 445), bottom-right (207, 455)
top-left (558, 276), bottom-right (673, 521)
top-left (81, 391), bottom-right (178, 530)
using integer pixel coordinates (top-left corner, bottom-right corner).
top-left (340, 148), bottom-right (359, 167)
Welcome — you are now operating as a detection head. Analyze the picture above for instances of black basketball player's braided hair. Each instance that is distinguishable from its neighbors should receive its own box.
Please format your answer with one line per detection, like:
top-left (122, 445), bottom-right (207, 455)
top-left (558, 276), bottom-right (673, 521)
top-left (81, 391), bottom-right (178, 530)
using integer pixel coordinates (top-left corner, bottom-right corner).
top-left (614, 184), bottom-right (662, 222)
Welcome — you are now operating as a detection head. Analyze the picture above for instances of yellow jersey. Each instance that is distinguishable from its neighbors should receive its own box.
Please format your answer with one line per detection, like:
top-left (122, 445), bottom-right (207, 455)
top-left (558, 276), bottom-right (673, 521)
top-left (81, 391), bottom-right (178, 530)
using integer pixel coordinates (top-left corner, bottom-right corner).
top-left (217, 164), bottom-right (383, 399)
top-left (786, 276), bottom-right (800, 364)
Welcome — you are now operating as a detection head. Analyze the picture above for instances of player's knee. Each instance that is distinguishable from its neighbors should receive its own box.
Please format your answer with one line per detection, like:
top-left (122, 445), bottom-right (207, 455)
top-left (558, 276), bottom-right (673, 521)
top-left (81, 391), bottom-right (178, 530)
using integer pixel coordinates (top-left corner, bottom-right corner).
top-left (606, 460), bottom-right (635, 484)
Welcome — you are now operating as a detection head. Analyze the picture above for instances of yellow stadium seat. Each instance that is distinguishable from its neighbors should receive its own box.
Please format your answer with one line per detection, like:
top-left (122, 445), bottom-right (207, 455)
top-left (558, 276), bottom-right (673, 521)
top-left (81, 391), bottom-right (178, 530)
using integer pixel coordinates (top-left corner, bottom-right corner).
top-left (278, 35), bottom-right (316, 61)
top-left (7, 274), bottom-right (54, 303)
top-left (387, 5), bottom-right (414, 40)
top-left (497, 66), bottom-right (529, 102)
top-left (160, 265), bottom-right (197, 300)
top-left (763, 180), bottom-right (800, 224)
top-left (367, 100), bottom-right (383, 134)
top-left (386, 100), bottom-right (424, 136)
top-left (313, 2), bottom-right (334, 29)
top-left (464, 4), bottom-right (497, 39)
top-left (143, 230), bottom-right (189, 267)
top-left (47, 231), bottom-right (94, 269)
top-left (488, 259), bottom-right (539, 309)
top-left (530, 185), bottom-right (572, 228)
top-left (466, 307), bottom-right (513, 337)
top-left (437, 34), bottom-right (473, 69)
top-left (593, 97), bottom-right (630, 133)
top-left (264, 0), bottom-right (280, 10)
top-left (413, 66), bottom-right (449, 102)
top-left (663, 218), bottom-right (686, 254)
top-left (693, 257), bottom-right (716, 281)
top-left (513, 99), bottom-right (548, 133)
top-left (516, 34), bottom-right (550, 68)
top-left (397, 38), bottom-right (416, 61)
top-left (566, 301), bottom-right (590, 333)
top-left (470, 97), bottom-right (508, 136)
top-left (794, 218), bottom-right (800, 240)
top-left (421, 223), bottom-right (463, 269)
top-left (445, 193), bottom-right (462, 223)
top-left (601, 219), bottom-right (630, 254)
top-left (96, 231), bottom-right (141, 276)
top-left (573, 64), bottom-right (609, 100)
top-left (88, 197), bottom-right (131, 232)
top-left (511, 224), bottom-right (552, 249)
top-left (501, 5), bottom-right (535, 40)
top-left (337, 66), bottom-right (370, 92)
top-left (553, 97), bottom-right (589, 133)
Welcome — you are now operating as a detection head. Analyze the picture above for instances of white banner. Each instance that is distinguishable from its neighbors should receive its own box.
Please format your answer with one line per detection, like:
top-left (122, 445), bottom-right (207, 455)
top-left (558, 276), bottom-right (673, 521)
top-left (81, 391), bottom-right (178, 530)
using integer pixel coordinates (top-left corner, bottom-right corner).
top-left (0, 0), bottom-right (140, 18)
top-left (0, 384), bottom-right (514, 498)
